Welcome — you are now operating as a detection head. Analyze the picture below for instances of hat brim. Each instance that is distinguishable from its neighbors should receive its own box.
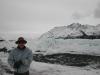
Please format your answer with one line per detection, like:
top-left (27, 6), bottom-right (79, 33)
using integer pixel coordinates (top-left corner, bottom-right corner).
top-left (15, 40), bottom-right (27, 44)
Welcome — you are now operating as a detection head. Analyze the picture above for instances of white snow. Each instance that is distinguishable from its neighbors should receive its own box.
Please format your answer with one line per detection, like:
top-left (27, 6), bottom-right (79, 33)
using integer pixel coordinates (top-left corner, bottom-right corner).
top-left (30, 61), bottom-right (100, 75)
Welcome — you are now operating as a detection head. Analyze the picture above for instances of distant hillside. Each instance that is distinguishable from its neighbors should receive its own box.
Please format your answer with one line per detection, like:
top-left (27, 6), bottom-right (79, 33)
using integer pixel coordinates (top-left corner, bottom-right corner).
top-left (0, 37), bottom-right (15, 50)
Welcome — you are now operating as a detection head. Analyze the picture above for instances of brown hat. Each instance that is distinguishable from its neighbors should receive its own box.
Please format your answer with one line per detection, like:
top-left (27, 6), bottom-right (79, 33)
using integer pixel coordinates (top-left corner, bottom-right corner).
top-left (15, 37), bottom-right (27, 44)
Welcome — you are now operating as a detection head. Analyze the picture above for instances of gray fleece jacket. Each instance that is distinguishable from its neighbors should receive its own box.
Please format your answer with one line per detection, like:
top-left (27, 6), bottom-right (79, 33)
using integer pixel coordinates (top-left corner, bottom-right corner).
top-left (8, 47), bottom-right (33, 73)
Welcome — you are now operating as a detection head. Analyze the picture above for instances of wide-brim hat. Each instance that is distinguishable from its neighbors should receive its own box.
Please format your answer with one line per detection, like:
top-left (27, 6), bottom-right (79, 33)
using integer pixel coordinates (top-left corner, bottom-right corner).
top-left (15, 37), bottom-right (27, 44)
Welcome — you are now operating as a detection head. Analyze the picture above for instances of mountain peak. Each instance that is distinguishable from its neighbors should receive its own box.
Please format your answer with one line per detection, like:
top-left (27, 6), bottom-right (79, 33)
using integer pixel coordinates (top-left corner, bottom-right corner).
top-left (67, 23), bottom-right (82, 30)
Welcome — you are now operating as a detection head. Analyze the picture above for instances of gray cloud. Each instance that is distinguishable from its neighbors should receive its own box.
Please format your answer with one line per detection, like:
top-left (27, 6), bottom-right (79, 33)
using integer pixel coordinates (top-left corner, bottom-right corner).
top-left (94, 2), bottom-right (100, 18)
top-left (72, 12), bottom-right (90, 20)
top-left (72, 12), bottom-right (83, 20)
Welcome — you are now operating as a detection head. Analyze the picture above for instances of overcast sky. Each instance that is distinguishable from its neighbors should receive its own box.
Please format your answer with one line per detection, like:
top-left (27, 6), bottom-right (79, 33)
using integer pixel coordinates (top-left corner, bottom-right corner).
top-left (0, 0), bottom-right (100, 39)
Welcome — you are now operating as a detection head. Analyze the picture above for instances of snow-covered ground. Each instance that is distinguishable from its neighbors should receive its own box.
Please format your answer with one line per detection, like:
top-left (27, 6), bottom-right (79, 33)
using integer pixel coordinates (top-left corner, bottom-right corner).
top-left (0, 52), bottom-right (100, 75)
top-left (30, 61), bottom-right (100, 75)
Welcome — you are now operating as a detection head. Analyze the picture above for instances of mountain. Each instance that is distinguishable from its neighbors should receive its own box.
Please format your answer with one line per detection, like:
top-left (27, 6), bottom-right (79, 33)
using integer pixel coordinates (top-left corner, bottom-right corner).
top-left (39, 23), bottom-right (100, 39)
top-left (35, 23), bottom-right (100, 55)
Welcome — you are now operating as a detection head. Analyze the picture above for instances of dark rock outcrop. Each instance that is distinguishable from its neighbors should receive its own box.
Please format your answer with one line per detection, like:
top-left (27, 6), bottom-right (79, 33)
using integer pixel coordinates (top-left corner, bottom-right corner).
top-left (33, 53), bottom-right (100, 67)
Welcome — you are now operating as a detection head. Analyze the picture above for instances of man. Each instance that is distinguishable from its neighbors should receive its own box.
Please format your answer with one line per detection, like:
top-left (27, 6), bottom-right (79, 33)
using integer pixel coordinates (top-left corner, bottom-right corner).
top-left (8, 37), bottom-right (33, 75)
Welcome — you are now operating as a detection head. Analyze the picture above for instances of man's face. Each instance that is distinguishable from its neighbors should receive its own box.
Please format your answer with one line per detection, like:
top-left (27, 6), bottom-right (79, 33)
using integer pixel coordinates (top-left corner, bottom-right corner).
top-left (18, 43), bottom-right (25, 48)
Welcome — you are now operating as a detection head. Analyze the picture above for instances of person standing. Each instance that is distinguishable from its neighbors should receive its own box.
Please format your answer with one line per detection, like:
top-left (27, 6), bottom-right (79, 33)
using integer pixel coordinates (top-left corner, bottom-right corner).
top-left (8, 37), bottom-right (33, 75)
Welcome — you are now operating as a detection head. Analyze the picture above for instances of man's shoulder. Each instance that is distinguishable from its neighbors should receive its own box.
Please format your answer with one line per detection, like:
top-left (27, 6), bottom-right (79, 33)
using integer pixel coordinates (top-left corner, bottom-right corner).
top-left (25, 47), bottom-right (33, 53)
top-left (10, 48), bottom-right (18, 53)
